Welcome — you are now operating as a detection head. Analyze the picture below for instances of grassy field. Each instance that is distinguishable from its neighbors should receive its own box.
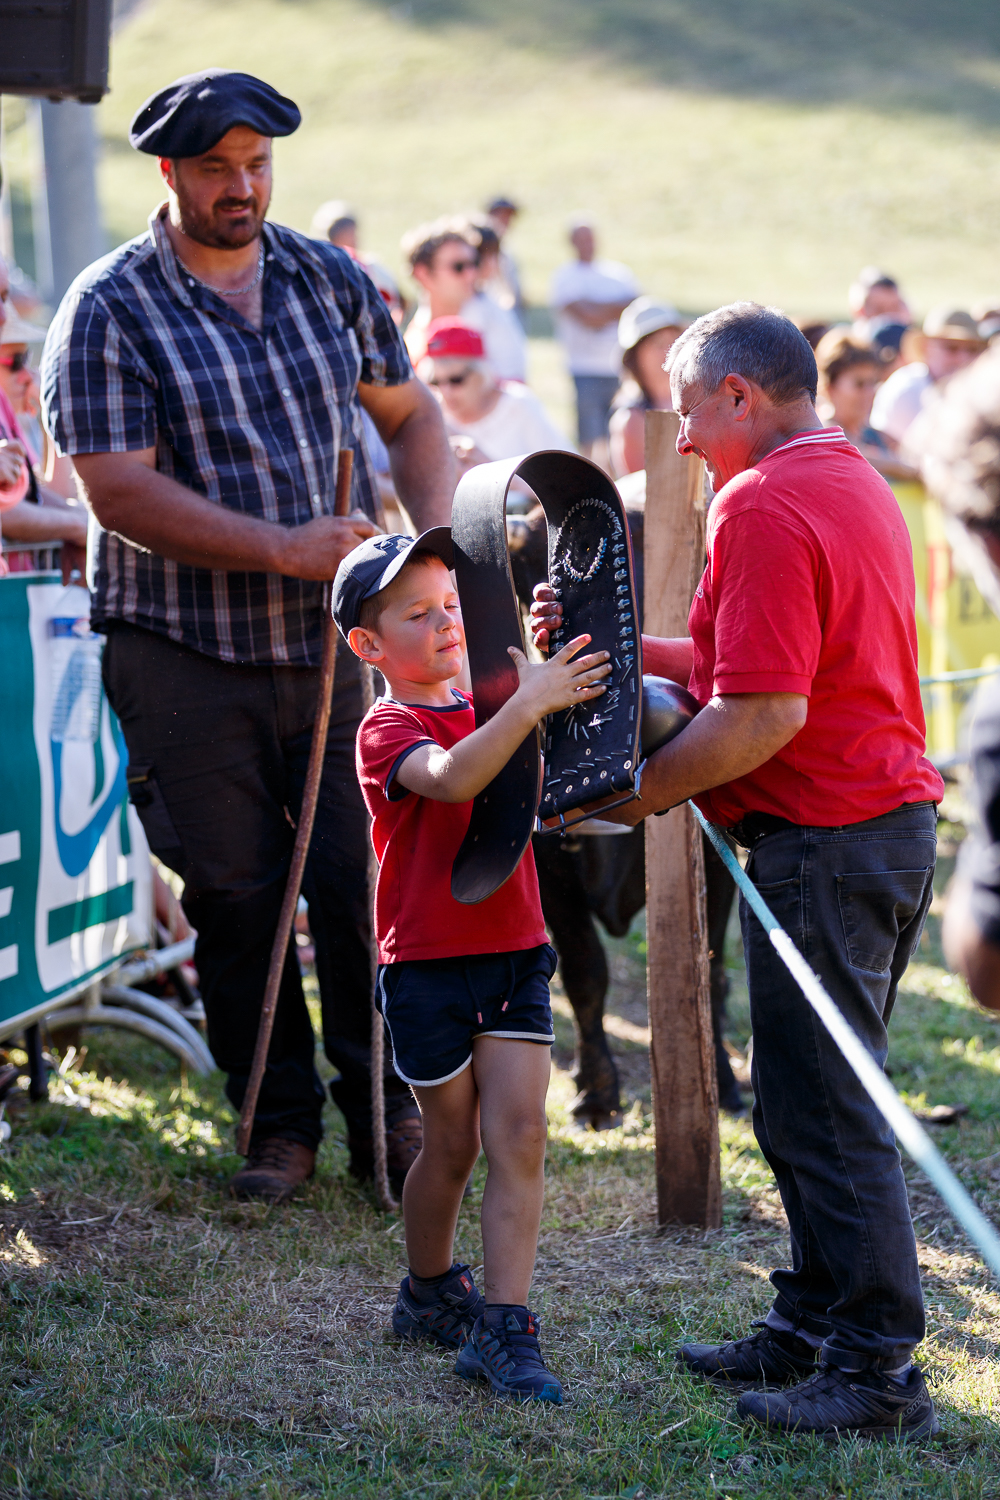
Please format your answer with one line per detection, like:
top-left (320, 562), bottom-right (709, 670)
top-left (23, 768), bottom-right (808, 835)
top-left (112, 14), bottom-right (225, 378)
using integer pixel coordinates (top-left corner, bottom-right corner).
top-left (4, 0), bottom-right (1000, 320)
top-left (3, 798), bottom-right (1000, 1498)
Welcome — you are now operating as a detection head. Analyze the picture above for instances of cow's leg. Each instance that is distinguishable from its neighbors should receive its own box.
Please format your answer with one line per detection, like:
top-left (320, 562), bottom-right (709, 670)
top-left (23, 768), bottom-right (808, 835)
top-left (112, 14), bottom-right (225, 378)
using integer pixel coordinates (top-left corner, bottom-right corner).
top-left (703, 831), bottom-right (745, 1113)
top-left (532, 835), bottom-right (622, 1129)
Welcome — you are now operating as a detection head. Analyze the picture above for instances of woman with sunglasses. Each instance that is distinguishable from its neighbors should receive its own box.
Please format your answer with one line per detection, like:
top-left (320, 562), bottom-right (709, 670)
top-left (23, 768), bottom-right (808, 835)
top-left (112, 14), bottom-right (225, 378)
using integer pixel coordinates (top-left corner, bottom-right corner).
top-left (418, 320), bottom-right (571, 502)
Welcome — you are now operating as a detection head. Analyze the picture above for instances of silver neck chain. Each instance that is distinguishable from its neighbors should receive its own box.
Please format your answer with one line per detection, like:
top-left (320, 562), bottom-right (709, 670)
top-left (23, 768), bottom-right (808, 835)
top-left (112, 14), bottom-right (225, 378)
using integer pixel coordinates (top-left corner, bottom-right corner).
top-left (188, 244), bottom-right (265, 298)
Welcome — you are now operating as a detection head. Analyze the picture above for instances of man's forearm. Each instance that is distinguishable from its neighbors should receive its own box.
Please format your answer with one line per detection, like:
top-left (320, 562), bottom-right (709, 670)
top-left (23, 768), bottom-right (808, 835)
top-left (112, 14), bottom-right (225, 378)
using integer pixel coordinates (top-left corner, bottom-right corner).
top-left (73, 453), bottom-right (376, 580)
top-left (386, 399), bottom-right (455, 532)
top-left (642, 635), bottom-right (694, 687)
top-left (1, 499), bottom-right (87, 545)
top-left (601, 692), bottom-right (808, 825)
top-left (561, 299), bottom-right (632, 330)
top-left (78, 459), bottom-right (296, 571)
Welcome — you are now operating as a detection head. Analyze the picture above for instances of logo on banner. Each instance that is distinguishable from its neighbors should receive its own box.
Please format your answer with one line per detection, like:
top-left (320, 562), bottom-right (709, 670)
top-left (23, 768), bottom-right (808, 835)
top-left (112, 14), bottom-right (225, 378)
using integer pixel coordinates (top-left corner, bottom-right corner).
top-left (21, 584), bottom-right (150, 997)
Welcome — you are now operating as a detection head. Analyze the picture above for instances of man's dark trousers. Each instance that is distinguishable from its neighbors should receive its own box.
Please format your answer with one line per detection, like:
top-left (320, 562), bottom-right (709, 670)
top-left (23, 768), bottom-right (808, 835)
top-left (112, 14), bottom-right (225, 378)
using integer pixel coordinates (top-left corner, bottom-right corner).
top-left (103, 621), bottom-right (414, 1150)
top-left (739, 802), bottom-right (937, 1370)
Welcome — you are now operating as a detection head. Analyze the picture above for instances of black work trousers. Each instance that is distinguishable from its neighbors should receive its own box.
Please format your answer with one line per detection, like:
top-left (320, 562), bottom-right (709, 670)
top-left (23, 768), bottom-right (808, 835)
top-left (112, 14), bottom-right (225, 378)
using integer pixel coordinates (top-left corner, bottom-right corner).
top-left (103, 622), bottom-right (414, 1150)
top-left (741, 802), bottom-right (936, 1368)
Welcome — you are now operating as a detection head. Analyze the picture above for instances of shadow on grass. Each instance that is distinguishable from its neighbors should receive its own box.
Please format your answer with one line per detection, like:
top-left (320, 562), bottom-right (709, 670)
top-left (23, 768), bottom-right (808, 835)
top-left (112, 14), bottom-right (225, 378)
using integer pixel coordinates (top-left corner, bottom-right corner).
top-left (0, 1027), bottom-right (241, 1207)
top-left (364, 0), bottom-right (1000, 125)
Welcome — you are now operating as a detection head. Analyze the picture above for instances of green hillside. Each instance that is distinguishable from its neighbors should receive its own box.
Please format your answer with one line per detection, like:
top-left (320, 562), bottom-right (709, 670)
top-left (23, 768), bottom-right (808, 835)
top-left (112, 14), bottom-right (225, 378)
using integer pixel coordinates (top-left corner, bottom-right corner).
top-left (84, 0), bottom-right (1000, 321)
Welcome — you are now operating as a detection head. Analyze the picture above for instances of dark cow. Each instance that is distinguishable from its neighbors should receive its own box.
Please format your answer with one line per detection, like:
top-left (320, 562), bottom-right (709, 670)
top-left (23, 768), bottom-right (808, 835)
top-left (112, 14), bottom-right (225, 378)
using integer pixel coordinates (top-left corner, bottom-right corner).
top-left (508, 496), bottom-right (744, 1127)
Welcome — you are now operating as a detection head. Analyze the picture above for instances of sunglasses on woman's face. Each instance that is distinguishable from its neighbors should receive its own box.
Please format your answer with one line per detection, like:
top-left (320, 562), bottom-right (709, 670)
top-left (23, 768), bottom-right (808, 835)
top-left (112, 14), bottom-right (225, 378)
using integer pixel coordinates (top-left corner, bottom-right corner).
top-left (0, 350), bottom-right (30, 372)
top-left (429, 368), bottom-right (474, 388)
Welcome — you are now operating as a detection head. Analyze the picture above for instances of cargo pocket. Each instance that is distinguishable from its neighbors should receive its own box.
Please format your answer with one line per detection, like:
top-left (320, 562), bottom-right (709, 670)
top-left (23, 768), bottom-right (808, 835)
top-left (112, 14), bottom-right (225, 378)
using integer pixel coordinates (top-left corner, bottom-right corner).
top-left (125, 764), bottom-right (186, 875)
top-left (837, 868), bottom-right (932, 974)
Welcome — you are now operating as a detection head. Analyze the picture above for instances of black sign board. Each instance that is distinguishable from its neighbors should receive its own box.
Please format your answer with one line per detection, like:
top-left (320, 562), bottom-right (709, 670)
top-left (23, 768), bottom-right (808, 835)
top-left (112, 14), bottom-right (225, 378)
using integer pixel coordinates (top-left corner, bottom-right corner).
top-left (0, 0), bottom-right (112, 103)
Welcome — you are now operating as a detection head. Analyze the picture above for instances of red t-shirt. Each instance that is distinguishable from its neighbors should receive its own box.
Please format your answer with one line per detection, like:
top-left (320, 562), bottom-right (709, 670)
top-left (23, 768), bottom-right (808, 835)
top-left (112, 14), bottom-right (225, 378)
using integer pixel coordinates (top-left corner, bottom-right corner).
top-left (644, 428), bottom-right (943, 827)
top-left (356, 689), bottom-right (548, 963)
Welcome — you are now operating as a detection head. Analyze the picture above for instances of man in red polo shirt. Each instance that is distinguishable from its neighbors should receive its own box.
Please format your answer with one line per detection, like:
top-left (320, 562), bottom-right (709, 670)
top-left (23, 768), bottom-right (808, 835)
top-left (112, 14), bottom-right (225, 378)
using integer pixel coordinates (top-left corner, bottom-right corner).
top-left (531, 301), bottom-right (943, 1439)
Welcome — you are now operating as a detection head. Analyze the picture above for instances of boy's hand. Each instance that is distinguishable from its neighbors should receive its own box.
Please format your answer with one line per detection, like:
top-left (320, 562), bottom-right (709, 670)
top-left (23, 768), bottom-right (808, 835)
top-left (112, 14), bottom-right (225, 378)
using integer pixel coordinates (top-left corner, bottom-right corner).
top-left (507, 634), bottom-right (610, 723)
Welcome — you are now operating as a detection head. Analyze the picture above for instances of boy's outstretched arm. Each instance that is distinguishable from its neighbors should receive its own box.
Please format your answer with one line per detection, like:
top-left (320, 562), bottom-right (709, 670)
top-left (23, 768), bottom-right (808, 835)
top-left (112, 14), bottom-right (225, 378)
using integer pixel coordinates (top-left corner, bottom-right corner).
top-left (395, 636), bottom-right (610, 803)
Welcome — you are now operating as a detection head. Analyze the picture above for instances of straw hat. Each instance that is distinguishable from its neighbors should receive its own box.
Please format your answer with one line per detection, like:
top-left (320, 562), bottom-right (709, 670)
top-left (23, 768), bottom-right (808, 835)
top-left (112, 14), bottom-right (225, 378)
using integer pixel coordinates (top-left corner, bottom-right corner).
top-left (920, 307), bottom-right (984, 342)
top-left (901, 307), bottom-right (986, 366)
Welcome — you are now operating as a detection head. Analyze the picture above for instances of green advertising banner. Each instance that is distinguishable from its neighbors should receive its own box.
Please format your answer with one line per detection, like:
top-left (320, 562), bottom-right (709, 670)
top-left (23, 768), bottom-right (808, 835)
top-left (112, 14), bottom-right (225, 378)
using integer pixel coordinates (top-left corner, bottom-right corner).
top-left (0, 573), bottom-right (151, 1032)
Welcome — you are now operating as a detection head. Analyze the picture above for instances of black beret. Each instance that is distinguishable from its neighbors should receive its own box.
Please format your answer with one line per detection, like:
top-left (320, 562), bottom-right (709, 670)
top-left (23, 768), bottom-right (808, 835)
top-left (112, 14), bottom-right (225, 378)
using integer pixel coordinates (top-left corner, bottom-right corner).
top-left (129, 69), bottom-right (301, 158)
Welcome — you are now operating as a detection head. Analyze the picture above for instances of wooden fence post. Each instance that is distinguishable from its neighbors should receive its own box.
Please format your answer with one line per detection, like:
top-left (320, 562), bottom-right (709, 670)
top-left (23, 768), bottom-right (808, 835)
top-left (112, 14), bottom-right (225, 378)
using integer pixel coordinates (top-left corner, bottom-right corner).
top-left (643, 409), bottom-right (722, 1229)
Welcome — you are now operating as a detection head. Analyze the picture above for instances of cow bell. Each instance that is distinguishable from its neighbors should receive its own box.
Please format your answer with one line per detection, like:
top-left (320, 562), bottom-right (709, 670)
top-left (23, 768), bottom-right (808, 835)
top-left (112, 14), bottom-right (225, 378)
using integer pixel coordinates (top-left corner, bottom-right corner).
top-left (640, 675), bottom-right (700, 757)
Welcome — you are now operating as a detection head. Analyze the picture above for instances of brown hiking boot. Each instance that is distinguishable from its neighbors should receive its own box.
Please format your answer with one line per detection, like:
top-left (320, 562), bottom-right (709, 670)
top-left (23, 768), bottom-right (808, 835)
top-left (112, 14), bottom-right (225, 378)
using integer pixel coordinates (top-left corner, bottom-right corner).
top-left (348, 1115), bottom-right (423, 1194)
top-left (229, 1137), bottom-right (316, 1203)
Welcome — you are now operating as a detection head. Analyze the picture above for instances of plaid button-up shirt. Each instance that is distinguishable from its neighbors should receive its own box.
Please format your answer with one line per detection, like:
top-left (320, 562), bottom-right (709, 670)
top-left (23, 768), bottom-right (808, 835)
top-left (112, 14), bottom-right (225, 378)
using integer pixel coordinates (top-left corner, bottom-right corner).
top-left (41, 206), bottom-right (412, 666)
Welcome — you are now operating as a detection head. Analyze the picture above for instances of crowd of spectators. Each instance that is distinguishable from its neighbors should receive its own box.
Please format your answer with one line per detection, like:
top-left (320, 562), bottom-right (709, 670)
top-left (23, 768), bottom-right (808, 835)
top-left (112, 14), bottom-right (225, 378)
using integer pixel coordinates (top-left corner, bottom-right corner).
top-left (366, 205), bottom-right (998, 513)
top-left (3, 192), bottom-right (999, 570)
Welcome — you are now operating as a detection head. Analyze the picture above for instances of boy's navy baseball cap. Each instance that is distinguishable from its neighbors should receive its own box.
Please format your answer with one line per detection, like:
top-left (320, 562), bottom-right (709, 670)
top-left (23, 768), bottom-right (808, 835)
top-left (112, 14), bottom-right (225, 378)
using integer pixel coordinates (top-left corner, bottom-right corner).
top-left (332, 528), bottom-right (454, 638)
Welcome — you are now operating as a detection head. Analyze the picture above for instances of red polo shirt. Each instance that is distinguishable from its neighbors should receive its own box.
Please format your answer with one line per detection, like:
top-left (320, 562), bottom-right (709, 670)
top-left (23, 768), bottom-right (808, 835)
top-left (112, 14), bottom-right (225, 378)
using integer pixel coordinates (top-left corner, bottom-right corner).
top-left (644, 428), bottom-right (943, 827)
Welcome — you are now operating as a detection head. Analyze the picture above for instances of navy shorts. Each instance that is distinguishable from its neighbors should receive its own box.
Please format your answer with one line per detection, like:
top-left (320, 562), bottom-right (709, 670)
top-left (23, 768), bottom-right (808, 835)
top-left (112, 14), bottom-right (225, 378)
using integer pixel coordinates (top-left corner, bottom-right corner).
top-left (377, 944), bottom-right (557, 1087)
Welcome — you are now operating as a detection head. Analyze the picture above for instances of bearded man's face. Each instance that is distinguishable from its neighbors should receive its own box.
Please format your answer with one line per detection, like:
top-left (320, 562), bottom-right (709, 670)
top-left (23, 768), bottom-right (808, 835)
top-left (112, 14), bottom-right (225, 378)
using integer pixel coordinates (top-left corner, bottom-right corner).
top-left (162, 126), bottom-right (272, 249)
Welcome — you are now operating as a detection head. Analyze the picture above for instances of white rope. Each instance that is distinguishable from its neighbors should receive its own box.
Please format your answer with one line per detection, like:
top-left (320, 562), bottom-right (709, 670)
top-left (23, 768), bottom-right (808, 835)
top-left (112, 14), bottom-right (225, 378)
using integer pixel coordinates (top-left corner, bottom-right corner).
top-left (692, 803), bottom-right (1000, 1280)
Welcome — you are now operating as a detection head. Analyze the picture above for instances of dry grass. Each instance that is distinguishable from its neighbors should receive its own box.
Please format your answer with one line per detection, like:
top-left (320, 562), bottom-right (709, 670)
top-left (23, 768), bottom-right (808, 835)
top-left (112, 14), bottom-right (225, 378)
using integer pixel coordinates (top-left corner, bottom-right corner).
top-left (3, 820), bottom-right (1000, 1497)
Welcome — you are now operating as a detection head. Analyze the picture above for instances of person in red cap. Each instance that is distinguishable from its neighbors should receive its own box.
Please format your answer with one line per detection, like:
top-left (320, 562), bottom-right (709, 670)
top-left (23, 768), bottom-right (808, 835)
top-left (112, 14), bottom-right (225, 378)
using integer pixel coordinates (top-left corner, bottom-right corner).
top-left (420, 319), bottom-right (570, 490)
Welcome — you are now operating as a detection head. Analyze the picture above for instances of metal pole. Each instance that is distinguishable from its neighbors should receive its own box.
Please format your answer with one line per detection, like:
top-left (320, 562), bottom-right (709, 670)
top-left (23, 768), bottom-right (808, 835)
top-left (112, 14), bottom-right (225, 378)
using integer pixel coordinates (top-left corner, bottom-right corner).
top-left (39, 98), bottom-right (105, 304)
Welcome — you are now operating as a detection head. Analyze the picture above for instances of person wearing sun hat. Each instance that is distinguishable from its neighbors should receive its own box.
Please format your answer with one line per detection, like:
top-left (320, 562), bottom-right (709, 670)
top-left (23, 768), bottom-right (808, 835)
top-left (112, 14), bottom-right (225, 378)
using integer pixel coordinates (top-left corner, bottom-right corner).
top-left (40, 68), bottom-right (454, 1204)
top-left (609, 296), bottom-right (687, 477)
top-left (871, 306), bottom-right (986, 452)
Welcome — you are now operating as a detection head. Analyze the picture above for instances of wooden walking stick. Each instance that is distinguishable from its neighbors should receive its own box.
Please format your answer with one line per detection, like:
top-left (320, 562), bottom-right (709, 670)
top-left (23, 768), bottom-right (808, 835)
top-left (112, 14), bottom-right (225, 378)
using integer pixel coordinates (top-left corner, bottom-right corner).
top-left (237, 449), bottom-right (354, 1157)
top-left (362, 659), bottom-right (398, 1213)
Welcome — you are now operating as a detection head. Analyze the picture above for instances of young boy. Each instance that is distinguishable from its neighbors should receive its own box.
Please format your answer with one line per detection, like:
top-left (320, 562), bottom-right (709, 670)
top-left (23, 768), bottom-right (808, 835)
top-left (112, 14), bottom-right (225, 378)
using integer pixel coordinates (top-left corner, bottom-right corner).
top-left (332, 527), bottom-right (610, 1404)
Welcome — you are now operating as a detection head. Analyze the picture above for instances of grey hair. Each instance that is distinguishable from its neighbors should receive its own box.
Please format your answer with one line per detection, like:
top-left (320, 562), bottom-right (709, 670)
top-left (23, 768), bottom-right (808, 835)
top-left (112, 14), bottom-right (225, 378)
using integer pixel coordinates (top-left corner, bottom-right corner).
top-left (666, 300), bottom-right (818, 406)
top-left (920, 346), bottom-right (1000, 531)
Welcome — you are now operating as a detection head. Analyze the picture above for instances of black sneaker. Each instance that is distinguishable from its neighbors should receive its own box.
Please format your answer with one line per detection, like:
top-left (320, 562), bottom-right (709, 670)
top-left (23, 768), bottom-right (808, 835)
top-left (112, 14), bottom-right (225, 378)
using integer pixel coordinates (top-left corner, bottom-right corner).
top-left (455, 1306), bottom-right (563, 1403)
top-left (391, 1263), bottom-right (484, 1350)
top-left (678, 1320), bottom-right (818, 1386)
top-left (737, 1362), bottom-right (941, 1439)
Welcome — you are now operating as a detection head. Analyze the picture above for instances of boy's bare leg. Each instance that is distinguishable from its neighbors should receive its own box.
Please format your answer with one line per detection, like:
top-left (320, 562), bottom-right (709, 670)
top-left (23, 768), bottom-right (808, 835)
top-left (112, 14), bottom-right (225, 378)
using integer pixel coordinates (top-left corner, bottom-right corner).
top-left (473, 1037), bottom-right (551, 1304)
top-left (405, 1066), bottom-right (482, 1278)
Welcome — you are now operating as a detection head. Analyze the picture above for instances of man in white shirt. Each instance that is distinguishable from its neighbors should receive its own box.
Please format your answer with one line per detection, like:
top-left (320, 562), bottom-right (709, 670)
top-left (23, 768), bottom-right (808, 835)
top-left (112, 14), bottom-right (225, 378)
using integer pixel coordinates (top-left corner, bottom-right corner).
top-left (549, 219), bottom-right (639, 461)
top-left (871, 308), bottom-right (985, 453)
top-left (403, 220), bottom-right (527, 383)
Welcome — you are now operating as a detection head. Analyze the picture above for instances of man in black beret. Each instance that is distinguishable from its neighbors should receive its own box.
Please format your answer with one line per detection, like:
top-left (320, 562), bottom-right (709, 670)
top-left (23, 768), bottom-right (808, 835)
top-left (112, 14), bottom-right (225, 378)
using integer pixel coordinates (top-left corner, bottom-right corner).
top-left (41, 70), bottom-right (455, 1203)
